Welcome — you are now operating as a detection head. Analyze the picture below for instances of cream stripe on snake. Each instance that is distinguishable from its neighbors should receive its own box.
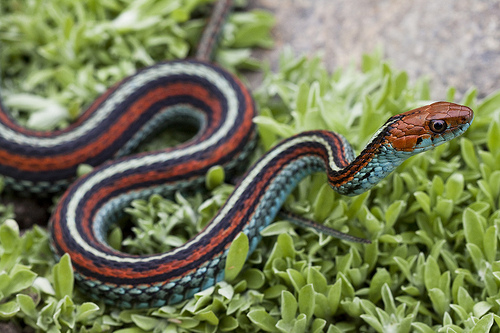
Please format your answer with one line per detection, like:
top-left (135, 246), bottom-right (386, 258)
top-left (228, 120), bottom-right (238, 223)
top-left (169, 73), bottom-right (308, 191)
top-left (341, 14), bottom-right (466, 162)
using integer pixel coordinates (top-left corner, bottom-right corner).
top-left (0, 63), bottom-right (233, 146)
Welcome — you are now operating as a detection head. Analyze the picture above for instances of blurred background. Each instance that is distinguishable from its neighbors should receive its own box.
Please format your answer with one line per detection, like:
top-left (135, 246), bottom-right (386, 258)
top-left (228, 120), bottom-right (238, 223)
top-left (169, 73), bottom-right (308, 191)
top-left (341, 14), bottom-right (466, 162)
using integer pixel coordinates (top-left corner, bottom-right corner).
top-left (250, 0), bottom-right (500, 100)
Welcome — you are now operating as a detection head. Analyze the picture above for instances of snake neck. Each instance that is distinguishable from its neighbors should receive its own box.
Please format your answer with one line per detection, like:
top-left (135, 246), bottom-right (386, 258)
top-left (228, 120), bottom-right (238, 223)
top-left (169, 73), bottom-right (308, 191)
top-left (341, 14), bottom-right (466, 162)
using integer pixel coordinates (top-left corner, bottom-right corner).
top-left (327, 140), bottom-right (413, 197)
top-left (258, 130), bottom-right (412, 199)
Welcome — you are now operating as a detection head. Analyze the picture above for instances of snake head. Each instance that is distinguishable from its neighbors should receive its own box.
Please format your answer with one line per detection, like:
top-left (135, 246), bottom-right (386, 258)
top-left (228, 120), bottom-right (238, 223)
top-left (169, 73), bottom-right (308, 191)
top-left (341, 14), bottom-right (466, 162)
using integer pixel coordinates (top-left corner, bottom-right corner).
top-left (385, 102), bottom-right (474, 152)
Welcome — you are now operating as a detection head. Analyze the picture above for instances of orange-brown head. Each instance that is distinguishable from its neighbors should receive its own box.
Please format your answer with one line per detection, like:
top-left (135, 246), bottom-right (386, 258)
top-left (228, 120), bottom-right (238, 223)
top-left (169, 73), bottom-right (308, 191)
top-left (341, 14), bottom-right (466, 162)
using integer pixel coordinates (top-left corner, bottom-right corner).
top-left (382, 102), bottom-right (473, 152)
top-left (330, 102), bottom-right (473, 196)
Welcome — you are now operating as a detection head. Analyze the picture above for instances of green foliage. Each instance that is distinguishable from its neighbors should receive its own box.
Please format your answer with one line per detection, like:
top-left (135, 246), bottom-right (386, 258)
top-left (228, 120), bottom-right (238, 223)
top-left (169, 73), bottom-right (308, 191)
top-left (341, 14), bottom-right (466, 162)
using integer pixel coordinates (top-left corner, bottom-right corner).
top-left (225, 232), bottom-right (250, 282)
top-left (0, 220), bottom-right (103, 330)
top-left (1, 1), bottom-right (500, 332)
top-left (121, 192), bottom-right (203, 255)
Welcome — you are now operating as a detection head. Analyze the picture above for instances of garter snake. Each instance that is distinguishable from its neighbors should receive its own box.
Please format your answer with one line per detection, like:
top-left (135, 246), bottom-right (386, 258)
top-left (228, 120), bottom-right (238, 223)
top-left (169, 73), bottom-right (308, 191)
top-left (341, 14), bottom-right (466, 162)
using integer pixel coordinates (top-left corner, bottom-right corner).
top-left (0, 1), bottom-right (473, 308)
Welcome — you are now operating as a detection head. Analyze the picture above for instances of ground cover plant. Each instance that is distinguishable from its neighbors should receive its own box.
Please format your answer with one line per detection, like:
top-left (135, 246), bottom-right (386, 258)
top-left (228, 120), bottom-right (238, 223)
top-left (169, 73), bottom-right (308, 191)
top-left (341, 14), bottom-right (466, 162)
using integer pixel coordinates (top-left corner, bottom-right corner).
top-left (1, 0), bottom-right (500, 332)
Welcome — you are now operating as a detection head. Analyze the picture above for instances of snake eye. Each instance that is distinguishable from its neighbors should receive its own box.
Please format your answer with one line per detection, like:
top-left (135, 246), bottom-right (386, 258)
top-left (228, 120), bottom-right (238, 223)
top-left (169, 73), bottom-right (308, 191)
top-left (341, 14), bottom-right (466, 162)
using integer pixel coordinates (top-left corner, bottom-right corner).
top-left (429, 119), bottom-right (447, 133)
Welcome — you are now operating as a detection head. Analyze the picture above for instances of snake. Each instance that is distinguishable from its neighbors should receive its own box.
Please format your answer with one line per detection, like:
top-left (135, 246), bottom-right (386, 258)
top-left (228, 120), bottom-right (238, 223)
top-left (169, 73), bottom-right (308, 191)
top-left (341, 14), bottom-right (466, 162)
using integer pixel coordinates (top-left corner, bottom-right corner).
top-left (0, 1), bottom-right (474, 309)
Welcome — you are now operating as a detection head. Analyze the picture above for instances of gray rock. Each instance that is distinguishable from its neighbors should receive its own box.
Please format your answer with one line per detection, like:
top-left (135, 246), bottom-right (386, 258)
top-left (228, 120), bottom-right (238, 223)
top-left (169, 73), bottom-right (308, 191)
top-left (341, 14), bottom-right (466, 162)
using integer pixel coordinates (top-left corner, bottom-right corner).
top-left (250, 0), bottom-right (500, 99)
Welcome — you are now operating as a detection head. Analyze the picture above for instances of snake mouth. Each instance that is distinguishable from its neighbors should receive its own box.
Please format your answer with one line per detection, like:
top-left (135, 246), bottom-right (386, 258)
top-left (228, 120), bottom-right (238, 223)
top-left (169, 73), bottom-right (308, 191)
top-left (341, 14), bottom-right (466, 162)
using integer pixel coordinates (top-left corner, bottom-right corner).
top-left (456, 117), bottom-right (473, 134)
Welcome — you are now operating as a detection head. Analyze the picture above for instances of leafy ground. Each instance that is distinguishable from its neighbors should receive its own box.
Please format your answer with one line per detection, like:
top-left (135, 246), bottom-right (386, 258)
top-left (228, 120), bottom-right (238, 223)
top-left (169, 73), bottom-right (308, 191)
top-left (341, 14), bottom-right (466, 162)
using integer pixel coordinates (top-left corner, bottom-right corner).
top-left (1, 0), bottom-right (500, 332)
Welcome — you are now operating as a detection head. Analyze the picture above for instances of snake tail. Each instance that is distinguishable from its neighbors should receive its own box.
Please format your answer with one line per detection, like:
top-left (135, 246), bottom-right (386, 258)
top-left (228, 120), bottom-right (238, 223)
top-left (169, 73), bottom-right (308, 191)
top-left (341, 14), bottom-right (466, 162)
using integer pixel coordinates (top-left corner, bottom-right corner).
top-left (196, 0), bottom-right (234, 62)
top-left (277, 210), bottom-right (371, 244)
